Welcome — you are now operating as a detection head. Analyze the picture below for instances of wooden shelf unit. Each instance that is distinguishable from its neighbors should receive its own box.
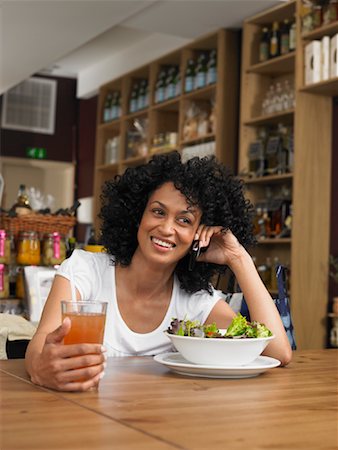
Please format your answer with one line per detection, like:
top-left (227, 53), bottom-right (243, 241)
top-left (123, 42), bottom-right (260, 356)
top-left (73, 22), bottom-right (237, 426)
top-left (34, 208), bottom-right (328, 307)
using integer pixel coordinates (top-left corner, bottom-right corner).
top-left (239, 0), bottom-right (333, 350)
top-left (94, 28), bottom-right (240, 226)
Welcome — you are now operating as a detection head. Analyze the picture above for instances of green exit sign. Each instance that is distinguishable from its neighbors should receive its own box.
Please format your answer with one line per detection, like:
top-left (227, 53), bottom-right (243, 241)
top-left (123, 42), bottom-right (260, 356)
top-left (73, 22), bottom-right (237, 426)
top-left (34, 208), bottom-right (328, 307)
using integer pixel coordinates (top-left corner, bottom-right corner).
top-left (26, 147), bottom-right (47, 159)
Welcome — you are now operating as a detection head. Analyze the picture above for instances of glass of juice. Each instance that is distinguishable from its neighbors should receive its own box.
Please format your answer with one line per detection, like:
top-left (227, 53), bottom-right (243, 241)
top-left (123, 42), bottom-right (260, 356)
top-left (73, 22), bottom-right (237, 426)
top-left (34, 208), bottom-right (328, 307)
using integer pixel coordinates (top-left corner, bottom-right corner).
top-left (61, 300), bottom-right (108, 345)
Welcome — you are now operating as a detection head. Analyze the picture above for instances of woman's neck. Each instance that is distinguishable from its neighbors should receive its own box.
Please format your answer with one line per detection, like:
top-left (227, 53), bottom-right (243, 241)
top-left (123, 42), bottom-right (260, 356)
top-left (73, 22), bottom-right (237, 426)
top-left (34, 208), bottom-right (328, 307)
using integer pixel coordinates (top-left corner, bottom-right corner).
top-left (116, 251), bottom-right (175, 300)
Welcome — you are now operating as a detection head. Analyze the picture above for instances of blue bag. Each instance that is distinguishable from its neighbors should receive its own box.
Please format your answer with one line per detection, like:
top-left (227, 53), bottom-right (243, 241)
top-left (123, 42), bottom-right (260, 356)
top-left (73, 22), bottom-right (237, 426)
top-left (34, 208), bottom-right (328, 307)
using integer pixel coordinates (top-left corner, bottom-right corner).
top-left (239, 264), bottom-right (296, 350)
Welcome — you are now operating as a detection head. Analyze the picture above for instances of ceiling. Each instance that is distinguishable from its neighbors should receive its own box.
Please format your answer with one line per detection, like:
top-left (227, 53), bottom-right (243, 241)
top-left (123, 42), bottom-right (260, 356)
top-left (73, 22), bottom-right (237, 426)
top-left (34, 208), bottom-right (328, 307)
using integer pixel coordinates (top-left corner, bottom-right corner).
top-left (0, 0), bottom-right (284, 99)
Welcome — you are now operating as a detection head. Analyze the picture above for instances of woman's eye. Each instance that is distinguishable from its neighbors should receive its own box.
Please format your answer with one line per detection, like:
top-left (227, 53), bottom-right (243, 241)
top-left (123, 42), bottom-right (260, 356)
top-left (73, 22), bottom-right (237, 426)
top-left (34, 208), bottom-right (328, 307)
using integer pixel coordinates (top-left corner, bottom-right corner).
top-left (152, 208), bottom-right (165, 216)
top-left (178, 217), bottom-right (192, 225)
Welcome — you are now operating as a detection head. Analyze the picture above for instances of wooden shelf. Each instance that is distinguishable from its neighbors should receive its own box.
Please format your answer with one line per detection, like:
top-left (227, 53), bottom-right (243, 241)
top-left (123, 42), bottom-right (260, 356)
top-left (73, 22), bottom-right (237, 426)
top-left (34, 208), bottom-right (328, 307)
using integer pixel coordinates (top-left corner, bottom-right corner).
top-left (180, 133), bottom-right (215, 147)
top-left (96, 162), bottom-right (119, 171)
top-left (183, 84), bottom-right (216, 101)
top-left (98, 119), bottom-right (121, 130)
top-left (244, 109), bottom-right (294, 126)
top-left (239, 0), bottom-right (333, 351)
top-left (300, 77), bottom-right (338, 96)
top-left (151, 97), bottom-right (180, 112)
top-left (257, 238), bottom-right (292, 245)
top-left (247, 52), bottom-right (295, 75)
top-left (302, 21), bottom-right (338, 40)
top-left (242, 173), bottom-right (293, 185)
top-left (124, 109), bottom-right (148, 121)
top-left (120, 155), bottom-right (147, 166)
top-left (149, 146), bottom-right (179, 155)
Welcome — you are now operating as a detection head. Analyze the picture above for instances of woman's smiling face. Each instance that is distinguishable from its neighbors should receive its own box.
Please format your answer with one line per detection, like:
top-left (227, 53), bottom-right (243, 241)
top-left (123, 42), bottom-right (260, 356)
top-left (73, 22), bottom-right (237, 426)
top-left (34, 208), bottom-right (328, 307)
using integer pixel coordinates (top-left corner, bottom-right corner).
top-left (136, 182), bottom-right (202, 268)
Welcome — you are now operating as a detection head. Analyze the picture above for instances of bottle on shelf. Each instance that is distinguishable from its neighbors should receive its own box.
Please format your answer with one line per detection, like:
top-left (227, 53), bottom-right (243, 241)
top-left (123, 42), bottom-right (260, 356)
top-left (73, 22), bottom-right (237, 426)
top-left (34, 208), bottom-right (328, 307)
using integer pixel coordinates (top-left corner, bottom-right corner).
top-left (265, 127), bottom-right (283, 175)
top-left (185, 59), bottom-right (196, 93)
top-left (11, 184), bottom-right (32, 216)
top-left (259, 27), bottom-right (270, 62)
top-left (0, 230), bottom-right (11, 265)
top-left (248, 127), bottom-right (267, 177)
top-left (0, 264), bottom-right (9, 299)
top-left (312, 4), bottom-right (323, 29)
top-left (155, 69), bottom-right (167, 103)
top-left (165, 66), bottom-right (178, 100)
top-left (289, 19), bottom-right (296, 51)
top-left (269, 21), bottom-right (280, 58)
top-left (280, 19), bottom-right (290, 55)
top-left (262, 207), bottom-right (271, 238)
top-left (103, 93), bottom-right (112, 123)
top-left (207, 49), bottom-right (217, 84)
top-left (253, 207), bottom-right (264, 237)
top-left (323, 0), bottom-right (338, 25)
top-left (110, 92), bottom-right (121, 120)
top-left (195, 53), bottom-right (208, 89)
top-left (137, 80), bottom-right (146, 111)
top-left (129, 83), bottom-right (139, 113)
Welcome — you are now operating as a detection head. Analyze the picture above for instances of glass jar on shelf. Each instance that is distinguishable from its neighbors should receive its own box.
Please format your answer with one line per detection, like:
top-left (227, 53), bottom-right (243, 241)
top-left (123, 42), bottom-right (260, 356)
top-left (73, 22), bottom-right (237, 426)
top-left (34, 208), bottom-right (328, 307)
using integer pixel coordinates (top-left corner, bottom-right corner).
top-left (0, 264), bottom-right (9, 299)
top-left (16, 231), bottom-right (41, 266)
top-left (0, 230), bottom-right (11, 264)
top-left (42, 232), bottom-right (66, 266)
top-left (15, 266), bottom-right (25, 299)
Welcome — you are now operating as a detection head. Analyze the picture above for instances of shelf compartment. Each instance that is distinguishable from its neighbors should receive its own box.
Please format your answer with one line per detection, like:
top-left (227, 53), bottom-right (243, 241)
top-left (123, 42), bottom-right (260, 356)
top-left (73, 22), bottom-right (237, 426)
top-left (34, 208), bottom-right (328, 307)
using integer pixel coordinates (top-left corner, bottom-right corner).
top-left (247, 0), bottom-right (296, 25)
top-left (242, 173), bottom-right (293, 185)
top-left (300, 77), bottom-right (338, 96)
top-left (302, 21), bottom-right (338, 40)
top-left (244, 109), bottom-right (294, 126)
top-left (247, 52), bottom-right (295, 75)
top-left (98, 119), bottom-right (121, 131)
top-left (120, 155), bottom-right (147, 166)
top-left (151, 97), bottom-right (180, 112)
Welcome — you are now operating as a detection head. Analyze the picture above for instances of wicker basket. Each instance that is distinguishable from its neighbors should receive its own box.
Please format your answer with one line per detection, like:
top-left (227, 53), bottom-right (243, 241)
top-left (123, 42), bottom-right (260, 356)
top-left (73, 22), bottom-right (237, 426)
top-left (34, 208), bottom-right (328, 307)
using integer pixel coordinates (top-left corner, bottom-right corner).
top-left (0, 213), bottom-right (76, 237)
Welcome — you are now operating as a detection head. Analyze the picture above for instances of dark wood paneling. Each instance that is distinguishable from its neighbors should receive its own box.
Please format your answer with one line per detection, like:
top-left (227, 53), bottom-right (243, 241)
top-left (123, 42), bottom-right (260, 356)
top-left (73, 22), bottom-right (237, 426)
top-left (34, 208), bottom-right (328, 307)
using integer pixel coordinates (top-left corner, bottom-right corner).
top-left (1, 76), bottom-right (77, 162)
top-left (76, 96), bottom-right (97, 199)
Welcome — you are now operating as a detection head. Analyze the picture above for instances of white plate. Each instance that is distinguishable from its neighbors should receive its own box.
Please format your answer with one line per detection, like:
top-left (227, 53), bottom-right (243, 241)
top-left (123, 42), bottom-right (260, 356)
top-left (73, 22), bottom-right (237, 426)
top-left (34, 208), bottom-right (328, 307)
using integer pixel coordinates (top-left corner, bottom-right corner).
top-left (154, 352), bottom-right (280, 379)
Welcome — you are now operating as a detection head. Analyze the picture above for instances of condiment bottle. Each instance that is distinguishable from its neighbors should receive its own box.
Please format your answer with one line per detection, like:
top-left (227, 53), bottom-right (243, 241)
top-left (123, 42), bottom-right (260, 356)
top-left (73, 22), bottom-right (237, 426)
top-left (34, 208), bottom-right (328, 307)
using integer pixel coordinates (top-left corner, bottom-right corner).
top-left (17, 231), bottom-right (41, 265)
top-left (269, 21), bottom-right (280, 58)
top-left (11, 184), bottom-right (32, 216)
top-left (0, 264), bottom-right (9, 299)
top-left (259, 27), bottom-right (270, 62)
top-left (0, 230), bottom-right (11, 264)
top-left (42, 232), bottom-right (66, 266)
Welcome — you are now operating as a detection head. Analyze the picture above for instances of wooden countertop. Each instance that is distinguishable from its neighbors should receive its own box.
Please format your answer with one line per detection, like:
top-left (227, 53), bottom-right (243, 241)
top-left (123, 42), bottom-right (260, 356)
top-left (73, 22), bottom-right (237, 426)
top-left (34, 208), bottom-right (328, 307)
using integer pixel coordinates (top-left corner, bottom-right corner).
top-left (1, 349), bottom-right (337, 450)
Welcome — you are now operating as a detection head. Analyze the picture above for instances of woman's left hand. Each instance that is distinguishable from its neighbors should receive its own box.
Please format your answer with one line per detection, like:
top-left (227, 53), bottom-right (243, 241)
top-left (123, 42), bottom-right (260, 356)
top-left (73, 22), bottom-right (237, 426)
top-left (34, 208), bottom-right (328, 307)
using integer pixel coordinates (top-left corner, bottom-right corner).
top-left (195, 226), bottom-right (247, 267)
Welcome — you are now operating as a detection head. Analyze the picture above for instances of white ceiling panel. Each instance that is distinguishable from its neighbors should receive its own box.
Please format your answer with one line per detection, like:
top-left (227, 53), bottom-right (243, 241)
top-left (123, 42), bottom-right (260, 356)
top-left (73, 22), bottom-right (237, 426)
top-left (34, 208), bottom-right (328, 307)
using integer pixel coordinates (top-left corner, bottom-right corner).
top-left (124, 1), bottom-right (283, 38)
top-left (0, 0), bottom-right (284, 98)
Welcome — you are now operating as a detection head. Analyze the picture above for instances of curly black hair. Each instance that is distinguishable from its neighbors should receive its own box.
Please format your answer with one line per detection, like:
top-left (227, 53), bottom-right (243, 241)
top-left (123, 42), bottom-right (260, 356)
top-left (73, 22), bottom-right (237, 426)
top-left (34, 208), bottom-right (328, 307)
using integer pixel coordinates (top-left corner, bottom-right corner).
top-left (99, 151), bottom-right (255, 294)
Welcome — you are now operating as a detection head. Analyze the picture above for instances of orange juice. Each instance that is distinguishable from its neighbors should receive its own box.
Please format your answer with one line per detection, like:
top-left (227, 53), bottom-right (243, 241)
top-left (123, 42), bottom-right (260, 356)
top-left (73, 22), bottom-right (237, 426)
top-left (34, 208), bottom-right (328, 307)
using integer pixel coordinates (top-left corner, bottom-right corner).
top-left (62, 312), bottom-right (106, 345)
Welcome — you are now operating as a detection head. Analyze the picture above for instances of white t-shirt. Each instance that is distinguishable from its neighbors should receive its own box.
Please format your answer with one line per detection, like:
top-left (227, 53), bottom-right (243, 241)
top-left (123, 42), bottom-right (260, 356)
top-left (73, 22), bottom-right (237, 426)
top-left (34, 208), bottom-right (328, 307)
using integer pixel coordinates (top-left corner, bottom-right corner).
top-left (57, 249), bottom-right (222, 357)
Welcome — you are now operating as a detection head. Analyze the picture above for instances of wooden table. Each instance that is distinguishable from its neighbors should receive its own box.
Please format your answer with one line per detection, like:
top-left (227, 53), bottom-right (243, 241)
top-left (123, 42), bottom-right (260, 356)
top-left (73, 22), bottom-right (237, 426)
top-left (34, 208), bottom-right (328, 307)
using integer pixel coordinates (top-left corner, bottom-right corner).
top-left (1, 350), bottom-right (337, 450)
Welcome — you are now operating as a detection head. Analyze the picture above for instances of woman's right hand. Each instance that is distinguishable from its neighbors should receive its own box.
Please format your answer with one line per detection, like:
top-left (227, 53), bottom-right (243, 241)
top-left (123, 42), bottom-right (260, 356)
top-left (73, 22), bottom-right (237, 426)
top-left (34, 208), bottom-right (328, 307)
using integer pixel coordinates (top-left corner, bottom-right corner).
top-left (29, 317), bottom-right (107, 392)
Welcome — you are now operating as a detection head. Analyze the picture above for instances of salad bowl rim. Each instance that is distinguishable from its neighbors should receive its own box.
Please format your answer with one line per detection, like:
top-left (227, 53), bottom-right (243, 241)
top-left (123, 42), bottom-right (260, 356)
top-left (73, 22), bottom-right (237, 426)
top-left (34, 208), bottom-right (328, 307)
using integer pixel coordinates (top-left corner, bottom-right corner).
top-left (164, 331), bottom-right (275, 342)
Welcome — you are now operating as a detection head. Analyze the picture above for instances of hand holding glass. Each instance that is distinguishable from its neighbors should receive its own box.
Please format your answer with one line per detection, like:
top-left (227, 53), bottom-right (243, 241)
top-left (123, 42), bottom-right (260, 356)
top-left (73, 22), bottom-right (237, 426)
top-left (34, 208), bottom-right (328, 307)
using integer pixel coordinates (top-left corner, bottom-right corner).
top-left (61, 301), bottom-right (107, 345)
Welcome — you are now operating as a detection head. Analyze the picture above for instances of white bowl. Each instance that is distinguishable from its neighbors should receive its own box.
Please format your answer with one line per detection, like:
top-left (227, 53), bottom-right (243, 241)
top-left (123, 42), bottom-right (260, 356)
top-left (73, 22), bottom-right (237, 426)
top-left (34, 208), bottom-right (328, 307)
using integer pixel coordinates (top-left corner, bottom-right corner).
top-left (165, 332), bottom-right (275, 367)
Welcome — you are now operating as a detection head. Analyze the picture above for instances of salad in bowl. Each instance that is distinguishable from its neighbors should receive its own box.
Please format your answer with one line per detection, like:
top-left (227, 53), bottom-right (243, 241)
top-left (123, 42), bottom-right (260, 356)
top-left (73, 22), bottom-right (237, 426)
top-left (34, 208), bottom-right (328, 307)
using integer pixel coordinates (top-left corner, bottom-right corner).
top-left (165, 313), bottom-right (275, 366)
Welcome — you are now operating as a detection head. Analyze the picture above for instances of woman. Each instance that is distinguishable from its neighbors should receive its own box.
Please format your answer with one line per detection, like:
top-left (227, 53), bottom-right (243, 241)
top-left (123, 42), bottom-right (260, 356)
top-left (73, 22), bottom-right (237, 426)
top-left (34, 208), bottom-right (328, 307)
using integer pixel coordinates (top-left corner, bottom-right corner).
top-left (25, 152), bottom-right (292, 391)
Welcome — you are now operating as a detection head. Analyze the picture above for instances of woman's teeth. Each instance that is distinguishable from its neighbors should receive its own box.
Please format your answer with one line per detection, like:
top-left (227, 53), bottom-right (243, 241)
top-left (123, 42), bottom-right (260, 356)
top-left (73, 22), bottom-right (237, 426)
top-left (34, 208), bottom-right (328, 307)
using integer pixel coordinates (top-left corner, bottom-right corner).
top-left (152, 237), bottom-right (175, 249)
